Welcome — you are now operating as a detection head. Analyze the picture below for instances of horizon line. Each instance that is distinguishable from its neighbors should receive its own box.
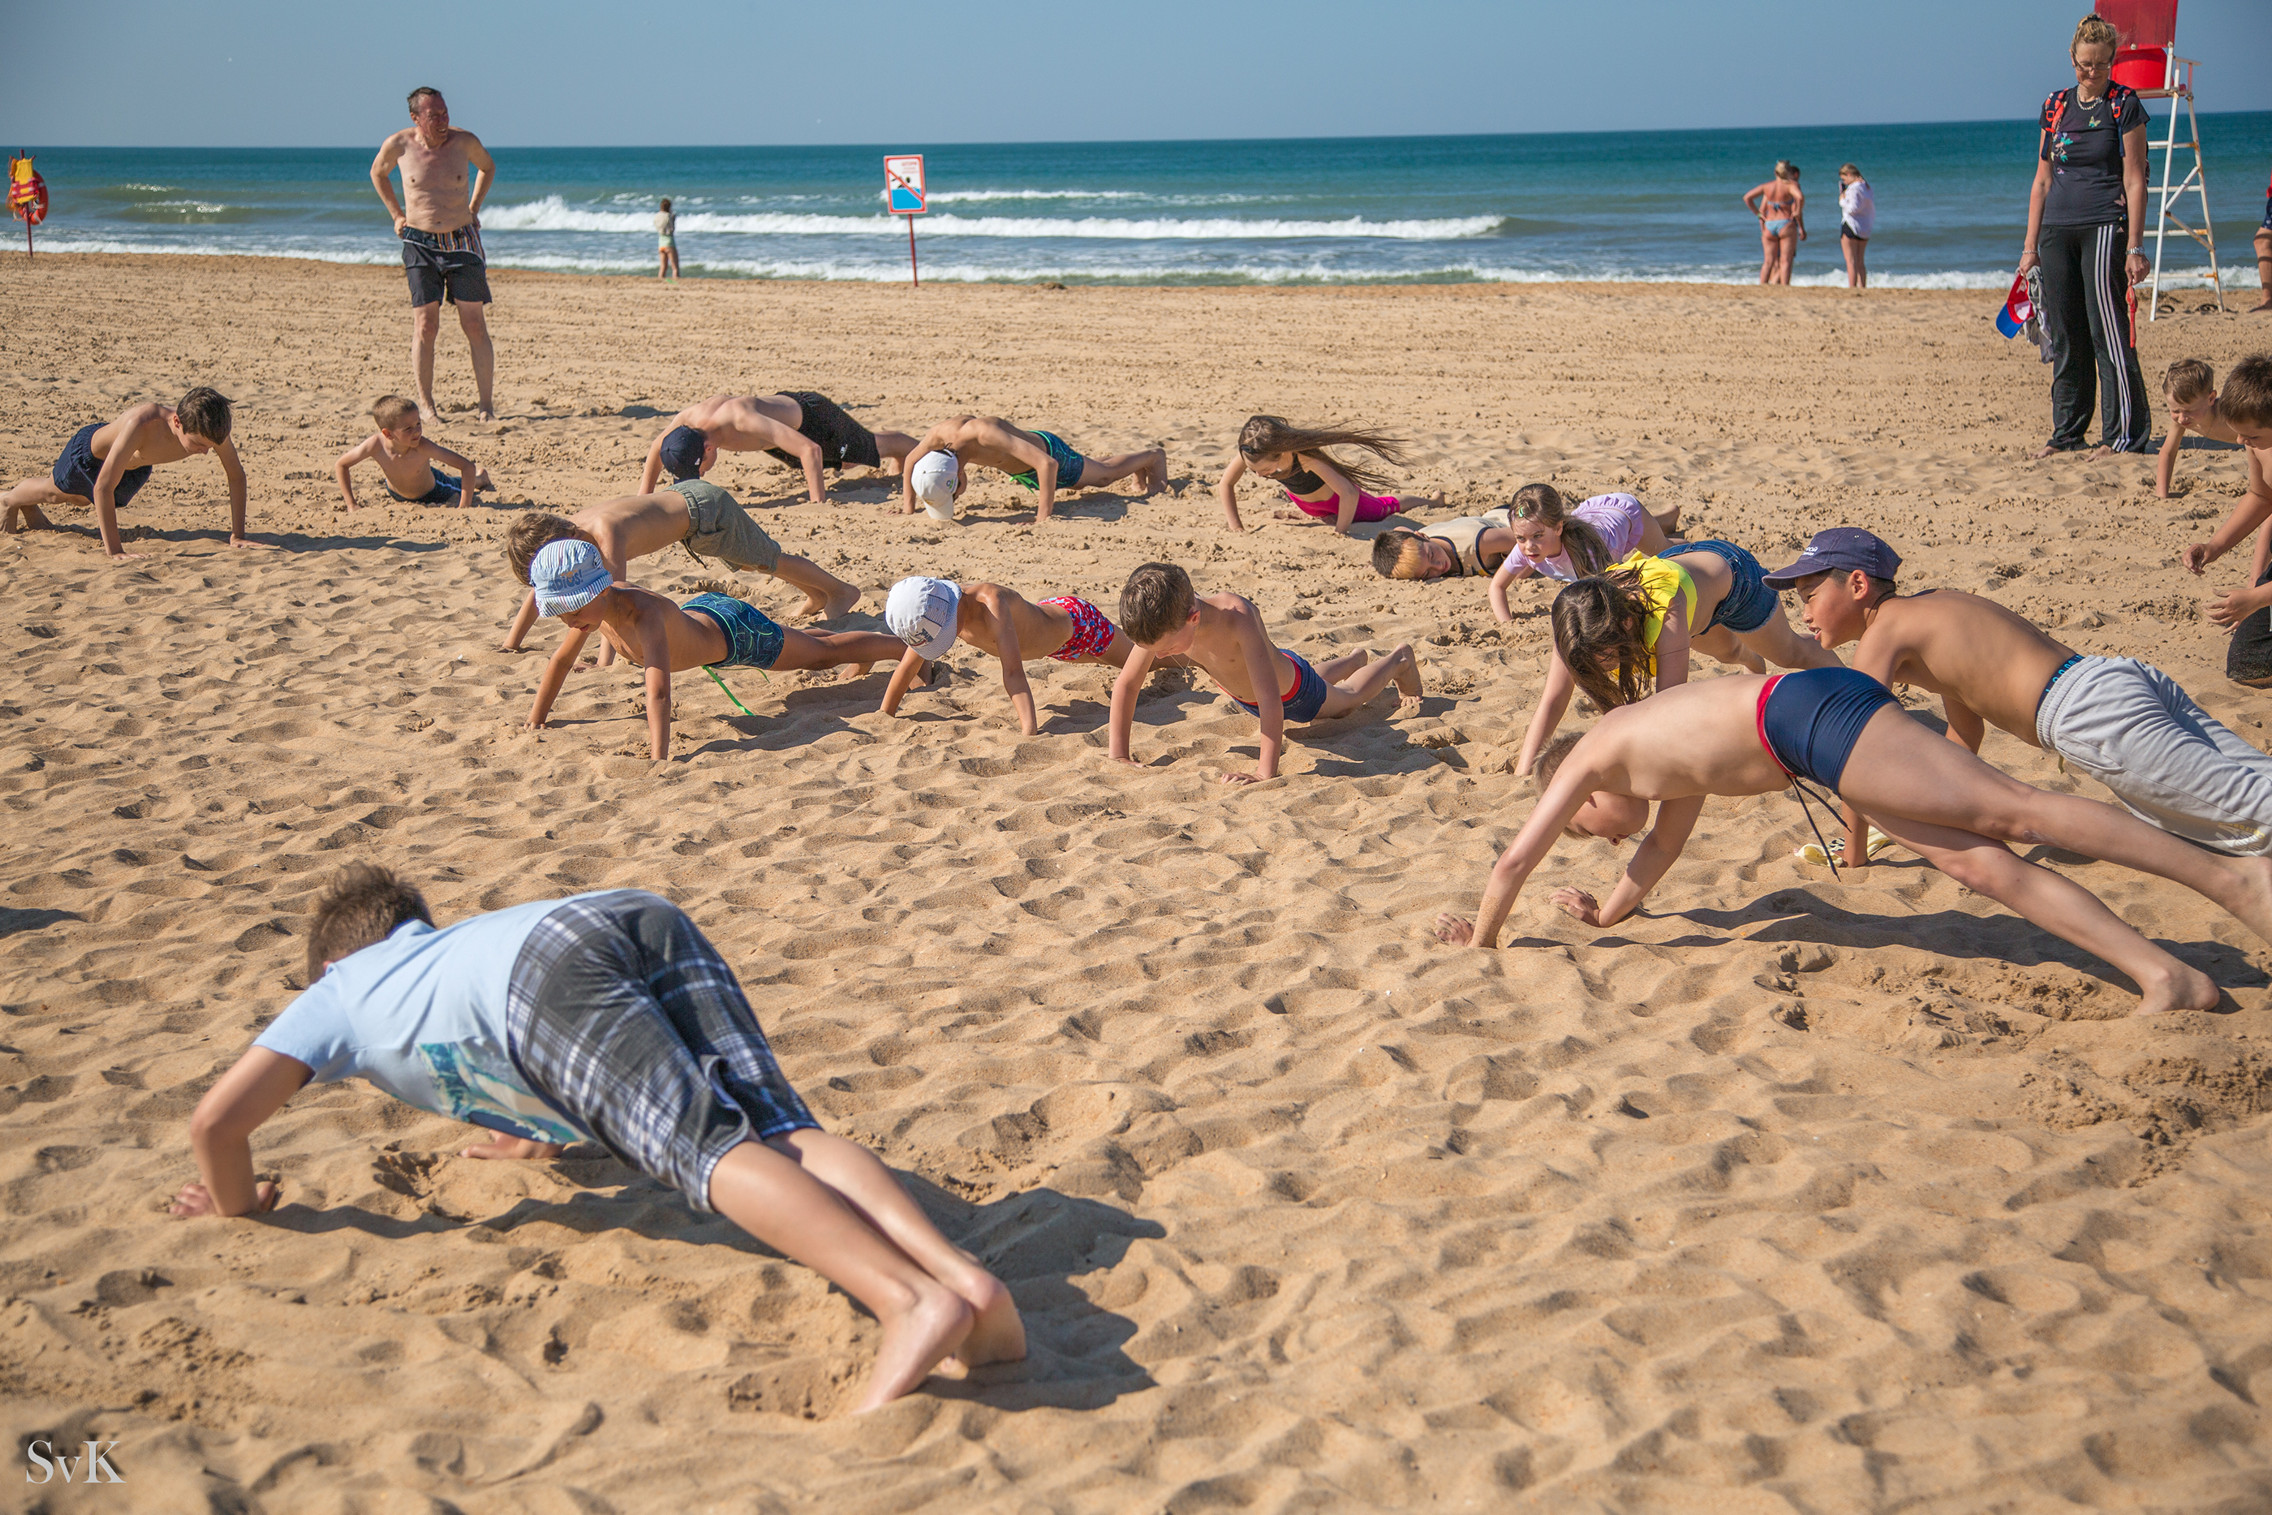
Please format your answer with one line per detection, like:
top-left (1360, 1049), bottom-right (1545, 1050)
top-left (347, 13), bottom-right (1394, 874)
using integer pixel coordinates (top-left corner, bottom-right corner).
top-left (15, 107), bottom-right (2272, 154)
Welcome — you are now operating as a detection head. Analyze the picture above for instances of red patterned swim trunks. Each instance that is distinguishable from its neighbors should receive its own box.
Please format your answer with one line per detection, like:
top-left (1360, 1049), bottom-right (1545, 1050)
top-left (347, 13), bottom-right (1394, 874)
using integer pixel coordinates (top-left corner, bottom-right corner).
top-left (1037, 595), bottom-right (1116, 661)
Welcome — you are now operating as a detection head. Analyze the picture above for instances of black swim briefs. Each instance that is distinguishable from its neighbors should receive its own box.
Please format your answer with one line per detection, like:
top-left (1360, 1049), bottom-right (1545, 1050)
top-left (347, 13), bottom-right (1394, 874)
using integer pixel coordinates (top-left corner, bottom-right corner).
top-left (763, 391), bottom-right (881, 472)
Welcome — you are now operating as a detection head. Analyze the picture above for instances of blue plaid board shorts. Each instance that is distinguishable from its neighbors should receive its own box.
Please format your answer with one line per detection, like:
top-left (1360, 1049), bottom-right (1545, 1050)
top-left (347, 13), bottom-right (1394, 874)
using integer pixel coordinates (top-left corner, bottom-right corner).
top-left (504, 890), bottom-right (817, 1210)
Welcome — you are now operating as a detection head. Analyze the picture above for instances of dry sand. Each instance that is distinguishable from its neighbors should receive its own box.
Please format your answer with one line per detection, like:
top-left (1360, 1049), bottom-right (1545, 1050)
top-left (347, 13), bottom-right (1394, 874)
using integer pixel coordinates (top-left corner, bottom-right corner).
top-left (4, 254), bottom-right (2272, 1512)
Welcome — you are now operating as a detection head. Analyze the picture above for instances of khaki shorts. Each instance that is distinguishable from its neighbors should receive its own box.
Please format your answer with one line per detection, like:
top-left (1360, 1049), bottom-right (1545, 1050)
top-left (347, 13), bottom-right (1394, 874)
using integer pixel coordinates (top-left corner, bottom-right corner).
top-left (669, 479), bottom-right (780, 573)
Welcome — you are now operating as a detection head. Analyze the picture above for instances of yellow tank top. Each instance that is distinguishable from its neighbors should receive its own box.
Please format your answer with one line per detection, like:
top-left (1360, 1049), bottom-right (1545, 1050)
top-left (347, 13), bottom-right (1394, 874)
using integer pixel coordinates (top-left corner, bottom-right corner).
top-left (1607, 552), bottom-right (1697, 675)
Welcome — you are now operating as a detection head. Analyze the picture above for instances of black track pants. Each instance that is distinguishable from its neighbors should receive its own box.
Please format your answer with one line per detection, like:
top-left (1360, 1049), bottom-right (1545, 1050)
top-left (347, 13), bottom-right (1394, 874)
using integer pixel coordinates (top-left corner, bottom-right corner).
top-left (2037, 222), bottom-right (2151, 453)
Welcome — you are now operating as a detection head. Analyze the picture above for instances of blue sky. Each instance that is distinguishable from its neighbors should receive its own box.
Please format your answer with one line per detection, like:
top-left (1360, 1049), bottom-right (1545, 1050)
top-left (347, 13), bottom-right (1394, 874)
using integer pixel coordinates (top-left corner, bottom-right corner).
top-left (4, 0), bottom-right (2267, 146)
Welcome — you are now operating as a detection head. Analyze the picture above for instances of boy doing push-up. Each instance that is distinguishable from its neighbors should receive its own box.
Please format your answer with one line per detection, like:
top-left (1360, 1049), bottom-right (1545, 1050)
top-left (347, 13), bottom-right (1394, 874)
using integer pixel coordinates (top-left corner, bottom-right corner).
top-left (501, 486), bottom-right (858, 659)
top-left (1779, 527), bottom-right (2272, 862)
top-left (1110, 562), bottom-right (1420, 784)
top-left (1433, 667), bottom-right (2272, 1015)
top-left (2, 389), bottom-right (254, 561)
top-left (522, 540), bottom-right (901, 760)
top-left (169, 864), bottom-right (1023, 1412)
top-left (335, 394), bottom-right (492, 508)
top-left (903, 416), bottom-right (1166, 524)
top-left (878, 576), bottom-right (1168, 735)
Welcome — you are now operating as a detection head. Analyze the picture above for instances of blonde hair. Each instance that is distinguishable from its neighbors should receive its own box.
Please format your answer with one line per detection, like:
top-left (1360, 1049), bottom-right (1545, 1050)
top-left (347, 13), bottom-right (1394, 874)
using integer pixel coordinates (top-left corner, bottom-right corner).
top-left (1839, 162), bottom-right (1861, 178)
top-left (372, 395), bottom-right (420, 430)
top-left (1774, 160), bottom-right (1799, 180)
top-left (2072, 13), bottom-right (2118, 58)
top-left (2163, 359), bottom-right (2215, 406)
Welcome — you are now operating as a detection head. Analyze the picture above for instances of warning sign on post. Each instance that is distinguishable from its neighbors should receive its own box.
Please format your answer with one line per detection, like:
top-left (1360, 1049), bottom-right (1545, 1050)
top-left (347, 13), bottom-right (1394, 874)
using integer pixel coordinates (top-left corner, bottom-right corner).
top-left (884, 155), bottom-right (926, 214)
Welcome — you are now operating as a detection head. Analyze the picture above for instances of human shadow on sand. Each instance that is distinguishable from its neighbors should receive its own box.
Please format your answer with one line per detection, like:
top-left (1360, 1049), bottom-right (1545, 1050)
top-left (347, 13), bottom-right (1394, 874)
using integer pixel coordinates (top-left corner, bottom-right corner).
top-left (1618, 890), bottom-right (2267, 1001)
top-left (0, 906), bottom-right (85, 939)
top-left (35, 523), bottom-right (454, 555)
top-left (280, 1169), bottom-right (1160, 1411)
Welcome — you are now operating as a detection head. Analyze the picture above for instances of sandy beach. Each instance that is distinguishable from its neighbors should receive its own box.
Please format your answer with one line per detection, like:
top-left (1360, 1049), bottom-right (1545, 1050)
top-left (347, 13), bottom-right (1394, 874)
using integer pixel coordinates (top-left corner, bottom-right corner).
top-left (5, 253), bottom-right (2272, 1512)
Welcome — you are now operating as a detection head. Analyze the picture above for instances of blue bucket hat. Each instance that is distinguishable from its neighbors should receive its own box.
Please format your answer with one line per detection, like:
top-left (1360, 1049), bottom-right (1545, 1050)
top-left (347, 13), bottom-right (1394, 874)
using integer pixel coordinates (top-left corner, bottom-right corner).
top-left (531, 539), bottom-right (613, 616)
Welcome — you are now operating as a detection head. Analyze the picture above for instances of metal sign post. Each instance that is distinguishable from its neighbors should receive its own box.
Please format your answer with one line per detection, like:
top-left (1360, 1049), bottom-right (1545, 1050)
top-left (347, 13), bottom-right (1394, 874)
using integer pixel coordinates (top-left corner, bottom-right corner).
top-left (884, 154), bottom-right (926, 287)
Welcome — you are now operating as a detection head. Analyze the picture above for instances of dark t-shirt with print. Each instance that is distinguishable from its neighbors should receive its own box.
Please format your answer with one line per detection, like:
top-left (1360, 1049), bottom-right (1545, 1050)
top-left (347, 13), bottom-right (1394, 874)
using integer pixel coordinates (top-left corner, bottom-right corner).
top-left (2040, 85), bottom-right (2146, 228)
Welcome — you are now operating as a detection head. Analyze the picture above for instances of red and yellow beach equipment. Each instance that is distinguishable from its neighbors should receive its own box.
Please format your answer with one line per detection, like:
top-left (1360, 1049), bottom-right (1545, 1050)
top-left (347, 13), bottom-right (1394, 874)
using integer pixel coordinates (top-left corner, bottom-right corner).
top-left (9, 152), bottom-right (47, 257)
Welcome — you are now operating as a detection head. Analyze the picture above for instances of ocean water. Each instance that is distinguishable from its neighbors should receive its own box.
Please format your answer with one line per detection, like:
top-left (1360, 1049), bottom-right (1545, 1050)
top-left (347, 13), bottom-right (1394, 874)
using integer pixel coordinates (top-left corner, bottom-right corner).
top-left (18, 116), bottom-right (2271, 290)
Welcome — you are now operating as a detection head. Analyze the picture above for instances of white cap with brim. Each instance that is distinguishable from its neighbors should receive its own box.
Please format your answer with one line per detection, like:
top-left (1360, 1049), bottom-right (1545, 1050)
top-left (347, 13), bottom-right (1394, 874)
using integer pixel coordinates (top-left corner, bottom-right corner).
top-left (910, 452), bottom-right (958, 520)
top-left (531, 539), bottom-right (612, 617)
top-left (885, 576), bottom-right (961, 661)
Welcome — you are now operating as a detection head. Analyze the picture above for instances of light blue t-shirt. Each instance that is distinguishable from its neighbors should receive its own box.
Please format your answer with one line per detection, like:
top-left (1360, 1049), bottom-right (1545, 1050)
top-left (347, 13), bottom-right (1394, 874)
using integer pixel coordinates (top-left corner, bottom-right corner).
top-left (255, 898), bottom-right (592, 1144)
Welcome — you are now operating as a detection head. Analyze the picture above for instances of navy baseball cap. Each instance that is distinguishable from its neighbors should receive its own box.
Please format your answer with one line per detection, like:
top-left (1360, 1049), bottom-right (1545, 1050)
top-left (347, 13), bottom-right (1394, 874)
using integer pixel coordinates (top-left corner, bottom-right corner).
top-left (658, 425), bottom-right (708, 481)
top-left (1764, 528), bottom-right (1902, 589)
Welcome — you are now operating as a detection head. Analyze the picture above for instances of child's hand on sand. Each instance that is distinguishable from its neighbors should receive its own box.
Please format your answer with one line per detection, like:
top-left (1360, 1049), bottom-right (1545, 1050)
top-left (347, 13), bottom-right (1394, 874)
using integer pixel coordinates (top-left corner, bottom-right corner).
top-left (2207, 589), bottom-right (2252, 628)
top-left (1433, 913), bottom-right (1477, 946)
top-left (1551, 887), bottom-right (1608, 926)
top-left (169, 1180), bottom-right (279, 1218)
top-left (461, 1135), bottom-right (565, 1161)
top-left (108, 549), bottom-right (149, 563)
top-left (2181, 543), bottom-right (2214, 574)
top-left (1221, 771), bottom-right (1267, 785)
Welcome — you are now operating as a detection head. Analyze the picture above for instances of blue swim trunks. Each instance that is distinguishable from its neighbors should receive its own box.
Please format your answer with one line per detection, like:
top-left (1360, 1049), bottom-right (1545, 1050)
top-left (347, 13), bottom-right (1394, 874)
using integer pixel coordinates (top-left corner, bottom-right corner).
top-left (1231, 650), bottom-right (1331, 724)
top-left (1678, 540), bottom-right (1778, 635)
top-left (1006, 430), bottom-right (1087, 490)
top-left (387, 467), bottom-right (462, 505)
top-left (52, 423), bottom-right (153, 506)
top-left (1756, 668), bottom-right (1899, 790)
top-left (683, 593), bottom-right (785, 670)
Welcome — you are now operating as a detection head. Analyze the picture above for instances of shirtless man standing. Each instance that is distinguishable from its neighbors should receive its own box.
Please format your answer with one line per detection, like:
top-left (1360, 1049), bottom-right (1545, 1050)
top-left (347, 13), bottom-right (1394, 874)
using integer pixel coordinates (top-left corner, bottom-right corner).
top-left (637, 392), bottom-right (915, 503)
top-left (371, 87), bottom-right (497, 423)
top-left (902, 415), bottom-right (1166, 524)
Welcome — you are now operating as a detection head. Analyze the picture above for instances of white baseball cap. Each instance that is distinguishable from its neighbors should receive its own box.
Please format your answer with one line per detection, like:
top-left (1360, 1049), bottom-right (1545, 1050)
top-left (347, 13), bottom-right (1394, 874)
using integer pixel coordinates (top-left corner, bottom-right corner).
top-left (910, 452), bottom-right (958, 520)
top-left (885, 576), bottom-right (961, 660)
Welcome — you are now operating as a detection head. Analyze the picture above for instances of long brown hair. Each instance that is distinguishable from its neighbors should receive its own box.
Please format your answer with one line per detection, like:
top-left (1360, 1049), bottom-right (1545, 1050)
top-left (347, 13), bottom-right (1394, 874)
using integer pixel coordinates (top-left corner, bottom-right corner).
top-left (1511, 483), bottom-right (1614, 578)
top-left (1551, 568), bottom-right (1655, 713)
top-left (1238, 415), bottom-right (1406, 494)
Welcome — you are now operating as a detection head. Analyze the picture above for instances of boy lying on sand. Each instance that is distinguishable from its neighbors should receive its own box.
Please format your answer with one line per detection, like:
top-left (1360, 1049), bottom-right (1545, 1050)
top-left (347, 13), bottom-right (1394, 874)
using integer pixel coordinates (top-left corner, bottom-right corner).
top-left (1109, 561), bottom-right (1420, 784)
top-left (501, 487), bottom-right (858, 661)
top-left (1780, 527), bottom-right (2272, 861)
top-left (903, 416), bottom-right (1166, 524)
top-left (1, 388), bottom-right (254, 561)
top-left (2173, 355), bottom-right (2272, 685)
top-left (878, 576), bottom-right (1176, 735)
top-left (335, 394), bottom-right (491, 509)
top-left (1433, 667), bottom-right (2272, 1015)
top-left (522, 540), bottom-right (900, 760)
top-left (638, 393), bottom-right (917, 504)
top-left (168, 863), bottom-right (1023, 1412)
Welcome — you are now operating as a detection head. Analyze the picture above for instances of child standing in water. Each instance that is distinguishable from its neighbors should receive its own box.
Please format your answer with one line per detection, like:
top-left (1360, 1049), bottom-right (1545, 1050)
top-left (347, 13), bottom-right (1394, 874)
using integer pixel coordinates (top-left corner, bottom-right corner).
top-left (1217, 416), bottom-right (1444, 534)
top-left (1485, 485), bottom-right (1682, 621)
top-left (655, 198), bottom-right (679, 280)
top-left (1512, 538), bottom-right (1840, 775)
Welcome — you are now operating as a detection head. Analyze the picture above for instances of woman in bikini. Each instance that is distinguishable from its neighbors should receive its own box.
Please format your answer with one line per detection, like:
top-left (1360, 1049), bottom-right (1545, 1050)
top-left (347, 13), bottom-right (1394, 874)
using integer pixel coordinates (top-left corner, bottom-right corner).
top-left (1743, 161), bottom-right (1806, 285)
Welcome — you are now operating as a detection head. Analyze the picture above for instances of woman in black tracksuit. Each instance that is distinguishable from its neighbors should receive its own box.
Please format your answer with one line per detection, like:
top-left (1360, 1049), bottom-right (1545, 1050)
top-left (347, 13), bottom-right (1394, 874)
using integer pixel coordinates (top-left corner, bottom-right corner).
top-left (2018, 12), bottom-right (2151, 456)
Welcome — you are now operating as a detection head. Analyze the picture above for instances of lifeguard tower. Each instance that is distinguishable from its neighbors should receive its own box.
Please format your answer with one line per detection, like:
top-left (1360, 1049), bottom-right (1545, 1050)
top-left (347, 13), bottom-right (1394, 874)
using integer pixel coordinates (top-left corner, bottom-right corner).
top-left (2100, 0), bottom-right (2221, 318)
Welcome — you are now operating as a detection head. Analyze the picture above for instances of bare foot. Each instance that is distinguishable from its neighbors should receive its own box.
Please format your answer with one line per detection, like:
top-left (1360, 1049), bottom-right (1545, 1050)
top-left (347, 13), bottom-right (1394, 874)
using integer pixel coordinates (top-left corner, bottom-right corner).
top-left (1141, 448), bottom-right (1168, 494)
top-left (2, 502), bottom-right (51, 534)
top-left (855, 1281), bottom-right (972, 1412)
top-left (948, 1272), bottom-right (1027, 1369)
top-left (1272, 509), bottom-right (1306, 522)
top-left (1434, 912), bottom-right (1477, 946)
top-left (2250, 294), bottom-right (2272, 314)
top-left (2132, 959), bottom-right (2217, 1016)
top-left (476, 406), bottom-right (496, 422)
top-left (845, 662), bottom-right (874, 679)
top-left (1389, 644), bottom-right (1422, 701)
top-left (462, 1135), bottom-right (566, 1160)
top-left (2033, 443), bottom-right (2066, 459)
top-left (821, 583), bottom-right (860, 621)
top-left (418, 397), bottom-right (443, 426)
